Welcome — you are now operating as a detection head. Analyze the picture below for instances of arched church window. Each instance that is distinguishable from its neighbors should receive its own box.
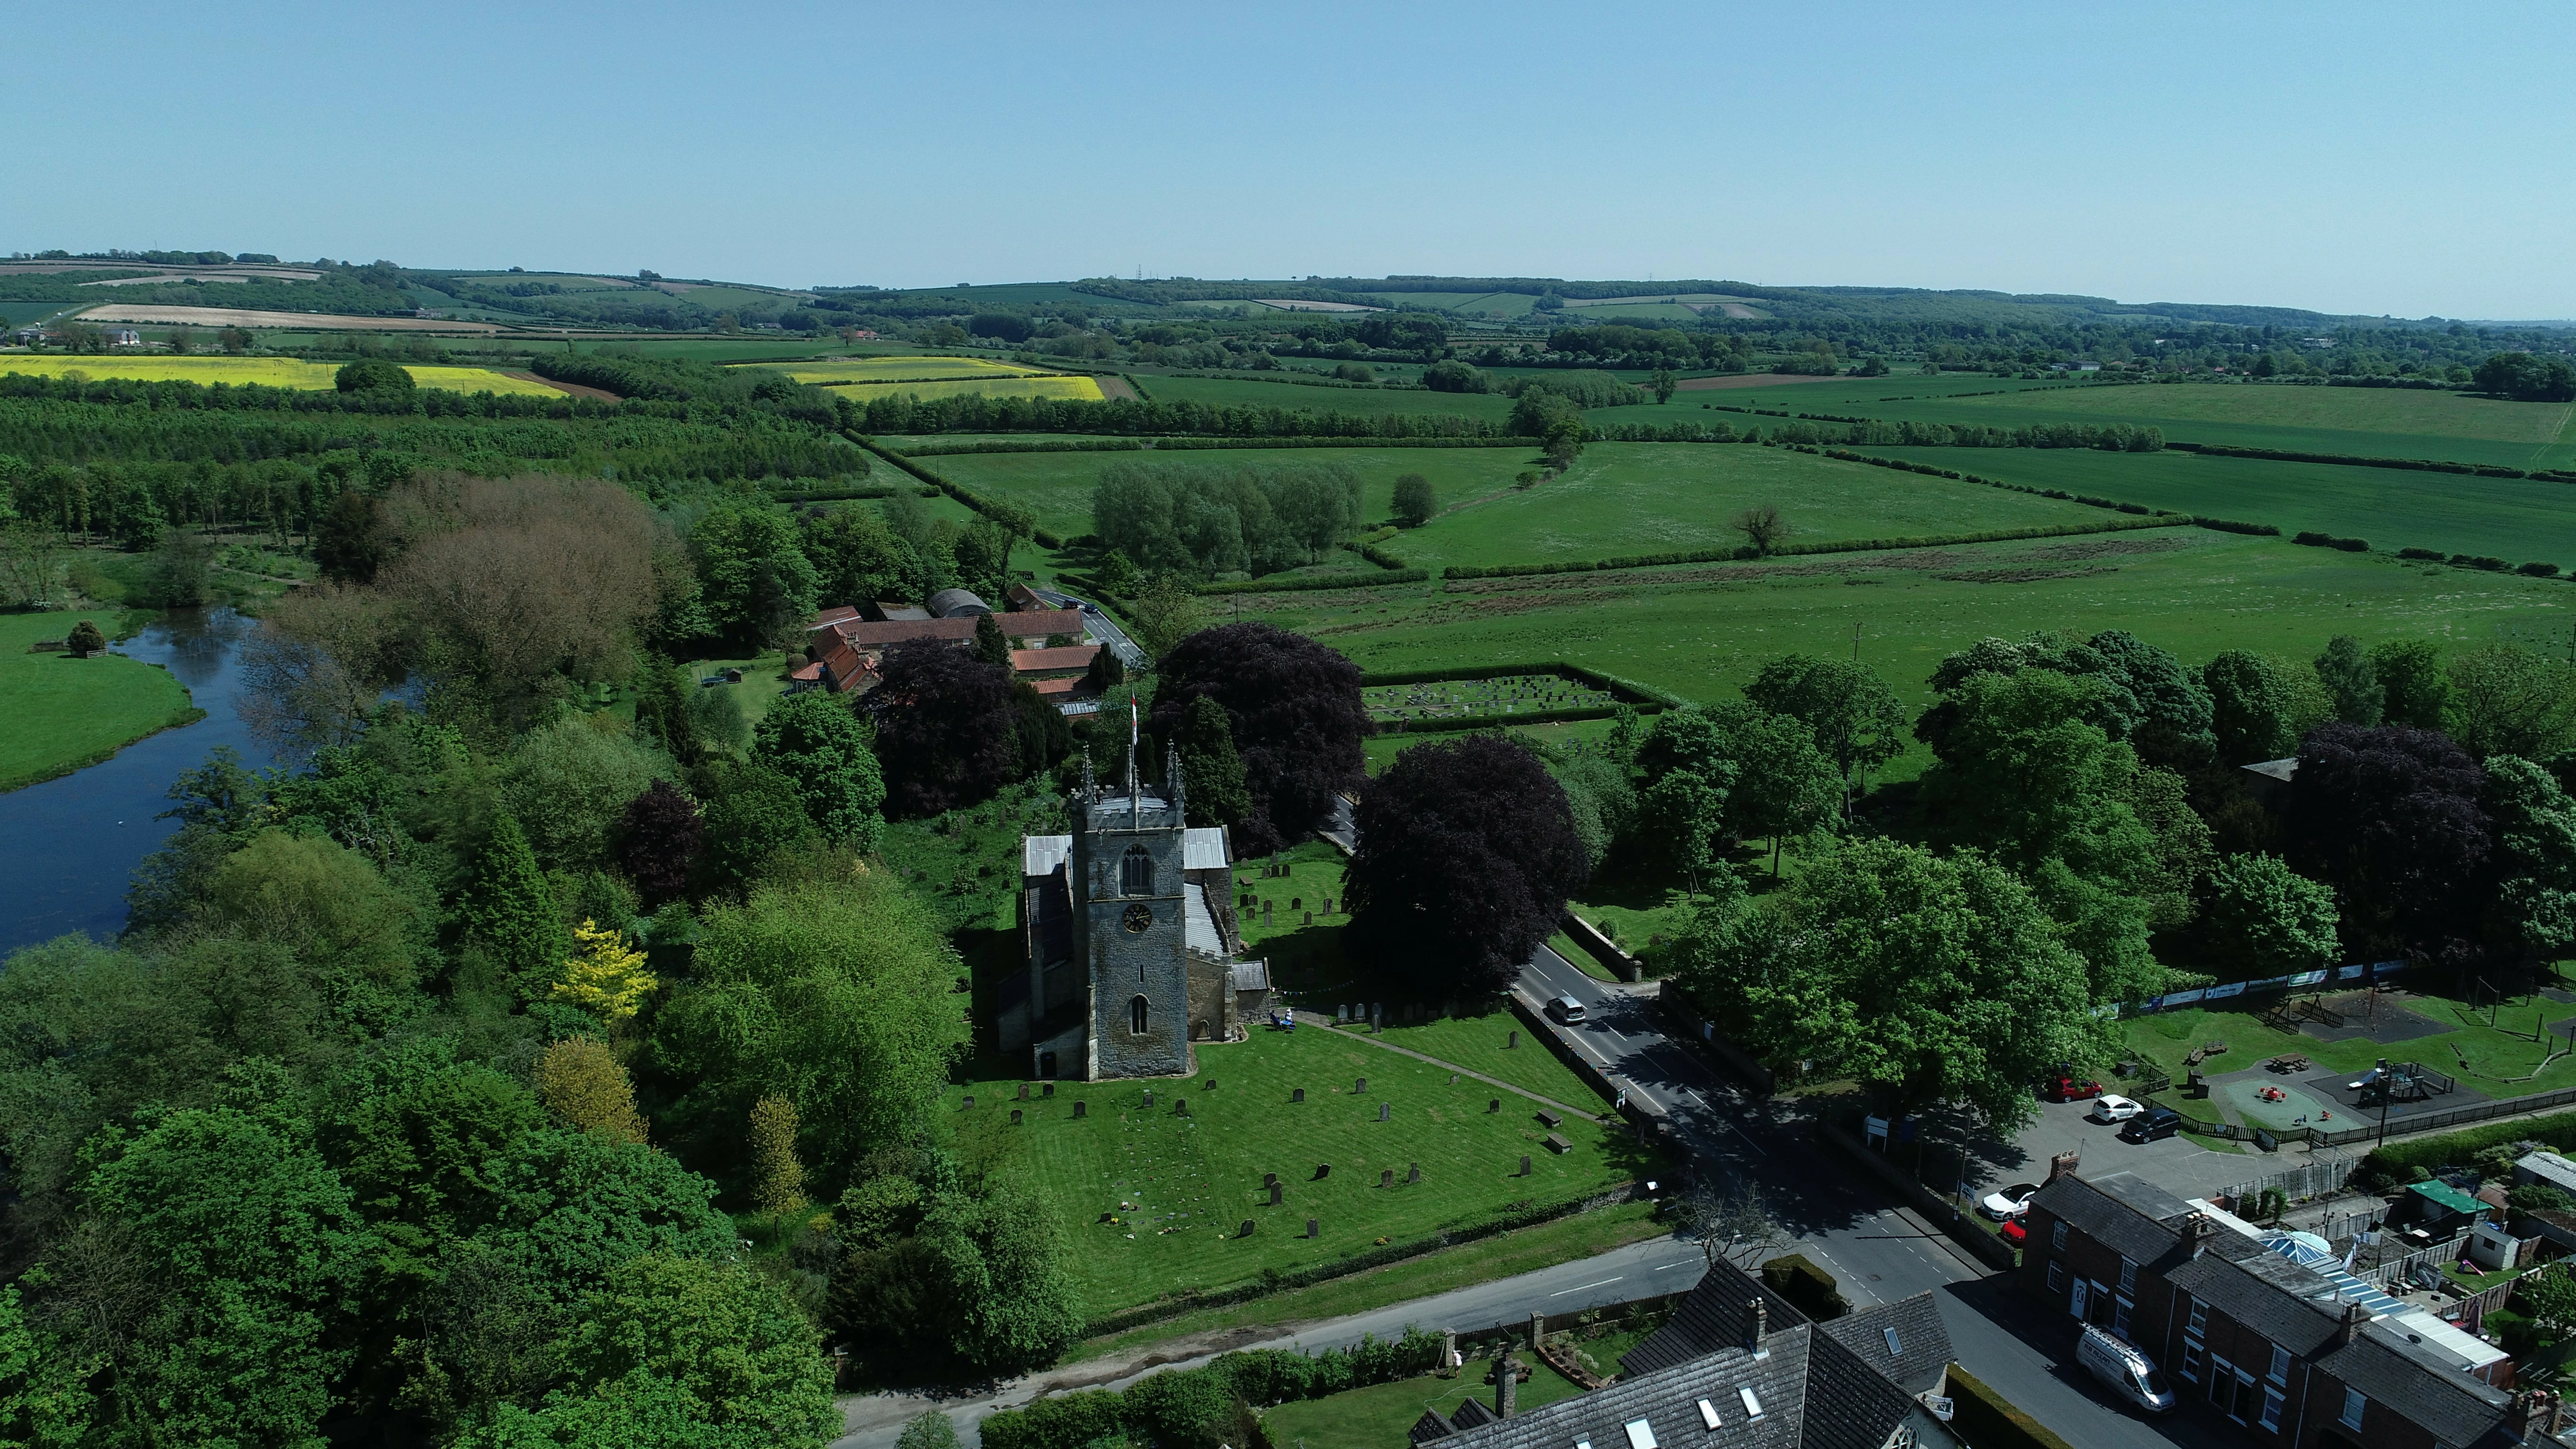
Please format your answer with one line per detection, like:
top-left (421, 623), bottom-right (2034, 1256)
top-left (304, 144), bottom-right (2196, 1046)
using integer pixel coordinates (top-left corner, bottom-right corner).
top-left (1130, 995), bottom-right (1150, 1035)
top-left (1121, 845), bottom-right (1154, 896)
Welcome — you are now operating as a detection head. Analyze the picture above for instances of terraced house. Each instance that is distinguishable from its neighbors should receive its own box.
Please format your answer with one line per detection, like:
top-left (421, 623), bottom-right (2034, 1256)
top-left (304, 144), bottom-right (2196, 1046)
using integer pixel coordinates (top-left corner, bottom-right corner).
top-left (2023, 1172), bottom-right (2569, 1449)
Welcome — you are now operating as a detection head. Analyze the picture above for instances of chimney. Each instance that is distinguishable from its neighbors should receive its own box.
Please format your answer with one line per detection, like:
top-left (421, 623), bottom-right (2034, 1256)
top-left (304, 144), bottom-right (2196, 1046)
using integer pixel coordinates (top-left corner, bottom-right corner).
top-left (2549, 1390), bottom-right (2570, 1435)
top-left (1747, 1298), bottom-right (1770, 1359)
top-left (2508, 1388), bottom-right (2546, 1440)
top-left (2185, 1212), bottom-right (2212, 1259)
top-left (2047, 1150), bottom-right (2080, 1184)
top-left (1496, 1354), bottom-right (1517, 1420)
top-left (2337, 1299), bottom-right (2367, 1347)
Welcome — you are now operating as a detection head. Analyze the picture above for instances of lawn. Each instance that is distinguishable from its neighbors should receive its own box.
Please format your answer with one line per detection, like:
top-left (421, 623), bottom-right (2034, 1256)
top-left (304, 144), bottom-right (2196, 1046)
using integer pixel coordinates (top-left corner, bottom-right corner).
top-left (1838, 382), bottom-right (2576, 472)
top-left (1371, 1014), bottom-right (1613, 1110)
top-left (0, 611), bottom-right (200, 791)
top-left (1857, 445), bottom-right (2576, 569)
top-left (1261, 1354), bottom-right (1589, 1449)
top-left (1068, 1199), bottom-right (1667, 1363)
top-left (1362, 720), bottom-right (1619, 777)
top-left (2125, 983), bottom-right (2576, 1102)
top-left (941, 1023), bottom-right (1651, 1320)
top-left (1228, 528), bottom-right (2576, 714)
top-left (804, 374), bottom-right (1105, 402)
top-left (0, 354), bottom-right (564, 395)
top-left (1365, 674), bottom-right (1621, 727)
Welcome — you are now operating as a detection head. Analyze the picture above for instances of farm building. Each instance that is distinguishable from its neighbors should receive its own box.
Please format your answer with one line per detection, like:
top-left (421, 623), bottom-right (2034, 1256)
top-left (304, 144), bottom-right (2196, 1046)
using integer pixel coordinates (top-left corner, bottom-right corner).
top-left (799, 603), bottom-right (1095, 700)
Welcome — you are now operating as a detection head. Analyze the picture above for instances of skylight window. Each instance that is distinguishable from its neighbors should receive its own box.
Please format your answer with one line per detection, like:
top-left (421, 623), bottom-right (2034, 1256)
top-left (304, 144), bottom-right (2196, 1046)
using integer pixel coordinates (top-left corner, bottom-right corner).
top-left (1738, 1387), bottom-right (1765, 1422)
top-left (1625, 1417), bottom-right (1658, 1449)
top-left (1697, 1399), bottom-right (1723, 1430)
top-left (1884, 1326), bottom-right (1903, 1356)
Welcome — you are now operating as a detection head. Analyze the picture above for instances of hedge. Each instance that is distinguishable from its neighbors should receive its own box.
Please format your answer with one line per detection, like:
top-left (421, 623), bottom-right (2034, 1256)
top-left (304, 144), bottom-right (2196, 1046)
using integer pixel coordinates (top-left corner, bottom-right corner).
top-left (2172, 441), bottom-right (2548, 480)
top-left (851, 436), bottom-right (1059, 547)
top-left (981, 1332), bottom-right (1444, 1449)
top-left (2356, 1108), bottom-right (2576, 1187)
top-left (2195, 516), bottom-right (2282, 536)
top-left (1945, 1366), bottom-right (2076, 1449)
top-left (1194, 568), bottom-right (1430, 596)
top-left (1358, 660), bottom-right (1684, 709)
top-left (1441, 514), bottom-right (2189, 581)
top-left (1760, 1254), bottom-right (1849, 1321)
top-left (2293, 531), bottom-right (2371, 552)
top-left (764, 483), bottom-right (902, 503)
top-left (898, 434), bottom-right (1545, 457)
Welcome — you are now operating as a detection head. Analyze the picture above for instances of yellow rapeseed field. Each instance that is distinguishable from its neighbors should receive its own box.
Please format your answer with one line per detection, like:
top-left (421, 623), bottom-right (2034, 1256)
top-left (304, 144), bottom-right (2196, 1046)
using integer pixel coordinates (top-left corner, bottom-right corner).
top-left (0, 354), bottom-right (564, 397)
top-left (800, 374), bottom-right (1106, 402)
top-left (757, 355), bottom-right (1055, 384)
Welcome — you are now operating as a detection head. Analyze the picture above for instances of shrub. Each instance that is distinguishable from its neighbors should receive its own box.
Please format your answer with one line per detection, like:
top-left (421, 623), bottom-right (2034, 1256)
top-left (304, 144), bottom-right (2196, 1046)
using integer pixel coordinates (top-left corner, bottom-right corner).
top-left (64, 618), bottom-right (105, 656)
top-left (1391, 472), bottom-right (1435, 528)
top-left (2354, 1109), bottom-right (2576, 1191)
top-left (1759, 1254), bottom-right (1849, 1320)
top-left (2399, 547), bottom-right (2444, 560)
top-left (334, 358), bottom-right (414, 393)
top-left (1945, 1366), bottom-right (2076, 1449)
top-left (2520, 562), bottom-right (2563, 577)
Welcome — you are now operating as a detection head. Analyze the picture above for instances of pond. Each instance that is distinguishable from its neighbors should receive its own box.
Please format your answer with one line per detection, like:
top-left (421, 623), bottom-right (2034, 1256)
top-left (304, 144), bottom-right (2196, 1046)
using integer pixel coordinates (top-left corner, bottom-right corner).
top-left (0, 608), bottom-right (278, 956)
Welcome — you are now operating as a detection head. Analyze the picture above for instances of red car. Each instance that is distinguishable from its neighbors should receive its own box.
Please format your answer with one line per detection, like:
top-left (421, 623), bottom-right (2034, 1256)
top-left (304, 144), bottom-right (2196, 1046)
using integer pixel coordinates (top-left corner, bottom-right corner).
top-left (2041, 1074), bottom-right (2103, 1103)
top-left (2000, 1217), bottom-right (2029, 1248)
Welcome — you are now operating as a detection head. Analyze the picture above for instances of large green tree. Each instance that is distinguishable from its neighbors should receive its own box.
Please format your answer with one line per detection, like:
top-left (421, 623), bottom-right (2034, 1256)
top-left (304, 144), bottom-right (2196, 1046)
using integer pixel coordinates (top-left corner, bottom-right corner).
top-left (752, 691), bottom-right (886, 848)
top-left (2201, 650), bottom-right (2297, 764)
top-left (1668, 837), bottom-right (2107, 1127)
top-left (1743, 654), bottom-right (1907, 817)
top-left (466, 810), bottom-right (568, 997)
top-left (1171, 694), bottom-right (1250, 831)
top-left (2484, 755), bottom-right (2576, 960)
top-left (687, 505), bottom-right (819, 649)
top-left (2198, 853), bottom-right (2342, 977)
top-left (2446, 644), bottom-right (2576, 760)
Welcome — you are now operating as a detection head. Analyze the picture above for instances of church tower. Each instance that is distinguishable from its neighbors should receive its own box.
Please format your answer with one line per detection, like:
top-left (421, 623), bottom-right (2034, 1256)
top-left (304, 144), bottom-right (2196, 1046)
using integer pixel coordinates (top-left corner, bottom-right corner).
top-left (1067, 715), bottom-right (1195, 1077)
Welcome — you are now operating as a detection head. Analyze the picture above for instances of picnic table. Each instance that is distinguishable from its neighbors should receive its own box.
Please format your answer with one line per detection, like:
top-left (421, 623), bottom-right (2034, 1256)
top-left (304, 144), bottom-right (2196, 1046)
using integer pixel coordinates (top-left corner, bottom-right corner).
top-left (2267, 1054), bottom-right (2312, 1073)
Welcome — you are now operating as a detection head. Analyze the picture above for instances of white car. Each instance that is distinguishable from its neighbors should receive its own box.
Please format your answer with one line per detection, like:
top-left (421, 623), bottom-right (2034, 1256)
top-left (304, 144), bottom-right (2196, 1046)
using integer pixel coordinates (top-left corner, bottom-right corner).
top-left (1979, 1182), bottom-right (2041, 1220)
top-left (2089, 1094), bottom-right (2144, 1124)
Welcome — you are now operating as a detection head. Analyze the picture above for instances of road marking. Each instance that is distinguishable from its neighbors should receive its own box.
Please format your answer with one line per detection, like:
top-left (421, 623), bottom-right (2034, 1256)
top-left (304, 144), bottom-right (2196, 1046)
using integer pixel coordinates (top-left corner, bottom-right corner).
top-left (1550, 1276), bottom-right (1624, 1296)
top-left (1653, 1261), bottom-right (1699, 1272)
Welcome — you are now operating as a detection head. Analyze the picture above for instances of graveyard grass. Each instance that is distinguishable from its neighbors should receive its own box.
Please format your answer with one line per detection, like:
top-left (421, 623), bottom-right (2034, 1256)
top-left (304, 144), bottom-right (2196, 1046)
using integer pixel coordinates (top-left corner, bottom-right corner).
top-left (942, 1022), bottom-right (1652, 1321)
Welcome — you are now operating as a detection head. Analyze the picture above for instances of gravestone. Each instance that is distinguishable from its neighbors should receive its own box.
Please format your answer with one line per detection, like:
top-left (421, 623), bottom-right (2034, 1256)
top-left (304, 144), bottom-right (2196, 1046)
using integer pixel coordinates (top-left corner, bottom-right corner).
top-left (1017, 1083), bottom-right (1029, 1100)
top-left (1519, 1155), bottom-right (1531, 1177)
top-left (1239, 1219), bottom-right (1256, 1238)
top-left (1356, 1077), bottom-right (1366, 1093)
top-left (1507, 1031), bottom-right (1518, 1049)
top-left (1043, 1083), bottom-right (1055, 1097)
top-left (1205, 1078), bottom-right (1216, 1091)
top-left (1304, 912), bottom-right (1312, 926)
top-left (1314, 1163), bottom-right (1330, 1180)
top-left (1379, 1102), bottom-right (1390, 1122)
top-left (1269, 1183), bottom-right (1283, 1206)
top-left (1011, 1108), bottom-right (1023, 1125)
top-left (1292, 1087), bottom-right (1305, 1103)
top-left (1074, 1101), bottom-right (1087, 1118)
top-left (1489, 1098), bottom-right (1501, 1112)
top-left (1408, 1162), bottom-right (1421, 1184)
top-left (1176, 1099), bottom-right (1190, 1117)
top-left (1143, 1089), bottom-right (1153, 1107)
top-left (1307, 1218), bottom-right (1319, 1239)
top-left (1264, 1171), bottom-right (1278, 1187)
top-left (963, 1095), bottom-right (975, 1109)
top-left (1449, 1073), bottom-right (1459, 1085)
top-left (1380, 1168), bottom-right (1394, 1188)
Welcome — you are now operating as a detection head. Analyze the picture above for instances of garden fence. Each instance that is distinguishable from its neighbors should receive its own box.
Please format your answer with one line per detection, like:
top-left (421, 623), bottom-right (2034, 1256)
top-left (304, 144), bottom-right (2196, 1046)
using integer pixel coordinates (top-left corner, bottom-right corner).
top-left (2222, 1154), bottom-right (2357, 1205)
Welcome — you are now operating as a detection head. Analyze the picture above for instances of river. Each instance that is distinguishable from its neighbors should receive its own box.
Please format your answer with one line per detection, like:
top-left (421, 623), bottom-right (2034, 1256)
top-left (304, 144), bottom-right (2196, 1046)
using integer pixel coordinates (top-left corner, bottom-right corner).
top-left (0, 608), bottom-right (279, 956)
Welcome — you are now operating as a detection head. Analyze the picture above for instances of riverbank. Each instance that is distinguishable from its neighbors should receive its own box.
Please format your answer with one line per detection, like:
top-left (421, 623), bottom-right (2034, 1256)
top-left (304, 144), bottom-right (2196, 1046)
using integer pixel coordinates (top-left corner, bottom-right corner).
top-left (0, 610), bottom-right (201, 793)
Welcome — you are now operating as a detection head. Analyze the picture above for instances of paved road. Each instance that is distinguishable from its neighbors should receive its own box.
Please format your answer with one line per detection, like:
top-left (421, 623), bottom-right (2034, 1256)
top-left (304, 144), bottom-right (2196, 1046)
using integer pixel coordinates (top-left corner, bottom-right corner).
top-left (1030, 585), bottom-right (1145, 670)
top-left (1517, 946), bottom-right (2195, 1449)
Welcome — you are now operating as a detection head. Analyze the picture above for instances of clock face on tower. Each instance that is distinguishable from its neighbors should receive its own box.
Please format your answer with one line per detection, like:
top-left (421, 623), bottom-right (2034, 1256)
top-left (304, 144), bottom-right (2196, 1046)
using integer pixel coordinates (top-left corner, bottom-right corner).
top-left (1123, 903), bottom-right (1153, 934)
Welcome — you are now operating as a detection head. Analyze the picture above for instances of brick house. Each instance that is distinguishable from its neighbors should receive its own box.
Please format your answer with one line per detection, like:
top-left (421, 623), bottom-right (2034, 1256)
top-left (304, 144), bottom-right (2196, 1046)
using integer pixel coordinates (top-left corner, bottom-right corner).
top-left (2022, 1171), bottom-right (2559, 1448)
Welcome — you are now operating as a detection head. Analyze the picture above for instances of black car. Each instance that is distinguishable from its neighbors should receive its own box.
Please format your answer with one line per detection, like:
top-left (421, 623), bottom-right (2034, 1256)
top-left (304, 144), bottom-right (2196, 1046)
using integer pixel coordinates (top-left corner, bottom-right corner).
top-left (2119, 1106), bottom-right (2183, 1143)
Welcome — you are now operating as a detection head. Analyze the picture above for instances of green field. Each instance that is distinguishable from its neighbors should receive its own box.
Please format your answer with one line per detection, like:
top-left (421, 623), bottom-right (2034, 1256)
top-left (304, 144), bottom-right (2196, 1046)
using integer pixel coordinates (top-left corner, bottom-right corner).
top-left (1860, 445), bottom-right (2576, 568)
top-left (1385, 444), bottom-right (2110, 576)
top-left (1141, 374), bottom-right (1519, 423)
top-left (1227, 528), bottom-right (2575, 713)
top-left (1364, 674), bottom-right (1619, 725)
top-left (1837, 382), bottom-right (2576, 472)
top-left (919, 445), bottom-right (1542, 543)
top-left (0, 612), bottom-right (200, 791)
top-left (942, 1022), bottom-right (1643, 1319)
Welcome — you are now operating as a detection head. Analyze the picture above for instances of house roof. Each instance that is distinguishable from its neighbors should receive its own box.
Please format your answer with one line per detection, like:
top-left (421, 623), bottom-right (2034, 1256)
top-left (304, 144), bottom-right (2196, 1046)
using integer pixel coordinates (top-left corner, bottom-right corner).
top-left (1439, 1327), bottom-right (1820, 1449)
top-left (1184, 882), bottom-right (1223, 956)
top-left (1012, 644), bottom-right (1100, 673)
top-left (2030, 1173), bottom-right (2190, 1265)
top-left (928, 588), bottom-right (991, 618)
top-left (2517, 1150), bottom-right (2576, 1196)
top-left (1028, 676), bottom-right (1087, 698)
top-left (1817, 1296), bottom-right (1953, 1397)
top-left (1621, 1258), bottom-right (1811, 1377)
top-left (1183, 826), bottom-right (1229, 870)
top-left (2318, 1328), bottom-right (2518, 1448)
top-left (1230, 960), bottom-right (1271, 992)
top-left (811, 609), bottom-right (1089, 650)
top-left (1024, 835), bottom-right (1073, 878)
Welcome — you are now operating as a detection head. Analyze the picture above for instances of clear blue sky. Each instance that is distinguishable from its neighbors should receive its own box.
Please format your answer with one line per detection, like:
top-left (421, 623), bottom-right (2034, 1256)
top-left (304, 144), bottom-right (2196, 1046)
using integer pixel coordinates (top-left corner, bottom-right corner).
top-left (13, 1), bottom-right (2575, 319)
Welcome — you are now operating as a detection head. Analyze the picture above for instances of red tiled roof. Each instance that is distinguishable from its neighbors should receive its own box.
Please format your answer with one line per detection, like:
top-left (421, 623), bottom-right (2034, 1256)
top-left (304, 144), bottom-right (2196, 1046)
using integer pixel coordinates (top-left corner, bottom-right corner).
top-left (790, 661), bottom-right (825, 682)
top-left (1028, 676), bottom-right (1087, 697)
top-left (813, 604), bottom-right (862, 628)
top-left (1010, 644), bottom-right (1101, 674)
top-left (815, 609), bottom-right (1087, 650)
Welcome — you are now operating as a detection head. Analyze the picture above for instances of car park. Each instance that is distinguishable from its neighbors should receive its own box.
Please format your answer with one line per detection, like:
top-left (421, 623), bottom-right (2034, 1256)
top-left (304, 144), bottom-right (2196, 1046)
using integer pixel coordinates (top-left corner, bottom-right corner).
top-left (2042, 1073), bottom-right (2104, 1103)
top-left (1979, 1182), bottom-right (2041, 1220)
top-left (2119, 1106), bottom-right (2184, 1143)
top-left (2089, 1094), bottom-right (2144, 1124)
top-left (2077, 1325), bottom-right (2176, 1414)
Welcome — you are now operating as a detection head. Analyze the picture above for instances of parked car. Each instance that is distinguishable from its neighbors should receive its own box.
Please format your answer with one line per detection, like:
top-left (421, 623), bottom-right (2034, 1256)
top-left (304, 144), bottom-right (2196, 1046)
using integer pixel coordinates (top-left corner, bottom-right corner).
top-left (1545, 994), bottom-right (1587, 1024)
top-left (2042, 1073), bottom-right (2104, 1103)
top-left (2077, 1325), bottom-right (2176, 1415)
top-left (1979, 1183), bottom-right (2042, 1220)
top-left (2119, 1106), bottom-right (2184, 1143)
top-left (2089, 1094), bottom-right (2144, 1124)
top-left (1999, 1217), bottom-right (2029, 1248)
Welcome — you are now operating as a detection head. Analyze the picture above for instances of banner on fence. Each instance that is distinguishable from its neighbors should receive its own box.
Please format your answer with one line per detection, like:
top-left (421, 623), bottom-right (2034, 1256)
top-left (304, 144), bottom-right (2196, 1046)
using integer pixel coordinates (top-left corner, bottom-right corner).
top-left (2123, 959), bottom-right (2412, 1018)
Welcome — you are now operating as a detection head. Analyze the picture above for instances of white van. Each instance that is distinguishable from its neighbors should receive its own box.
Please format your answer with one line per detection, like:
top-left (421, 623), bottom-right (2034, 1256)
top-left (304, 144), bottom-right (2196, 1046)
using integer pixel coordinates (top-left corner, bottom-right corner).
top-left (1546, 994), bottom-right (1587, 1024)
top-left (2077, 1325), bottom-right (2175, 1415)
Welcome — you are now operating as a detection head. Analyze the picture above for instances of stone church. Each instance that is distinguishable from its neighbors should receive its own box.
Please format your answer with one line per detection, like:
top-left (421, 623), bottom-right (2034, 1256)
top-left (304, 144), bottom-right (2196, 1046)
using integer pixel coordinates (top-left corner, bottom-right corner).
top-left (997, 742), bottom-right (1270, 1080)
